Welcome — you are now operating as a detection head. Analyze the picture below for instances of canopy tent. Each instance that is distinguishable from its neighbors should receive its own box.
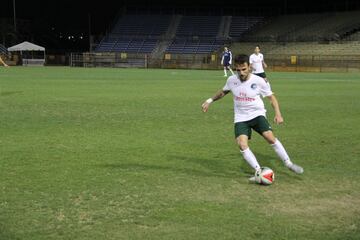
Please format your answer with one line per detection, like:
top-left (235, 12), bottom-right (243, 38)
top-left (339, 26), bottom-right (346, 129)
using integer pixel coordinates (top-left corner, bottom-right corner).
top-left (8, 41), bottom-right (45, 51)
top-left (7, 41), bottom-right (46, 66)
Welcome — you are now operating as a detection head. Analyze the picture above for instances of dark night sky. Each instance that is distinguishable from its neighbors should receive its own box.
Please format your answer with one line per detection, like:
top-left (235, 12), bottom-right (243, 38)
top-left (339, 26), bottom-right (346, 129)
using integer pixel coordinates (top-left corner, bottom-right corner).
top-left (1, 0), bottom-right (360, 51)
top-left (1, 0), bottom-right (123, 34)
top-left (3, 0), bottom-right (360, 34)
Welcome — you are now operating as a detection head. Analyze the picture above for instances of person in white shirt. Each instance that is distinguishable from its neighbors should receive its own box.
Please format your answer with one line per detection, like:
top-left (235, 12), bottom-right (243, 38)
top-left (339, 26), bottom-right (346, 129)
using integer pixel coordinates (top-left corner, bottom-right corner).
top-left (249, 45), bottom-right (267, 80)
top-left (202, 54), bottom-right (303, 181)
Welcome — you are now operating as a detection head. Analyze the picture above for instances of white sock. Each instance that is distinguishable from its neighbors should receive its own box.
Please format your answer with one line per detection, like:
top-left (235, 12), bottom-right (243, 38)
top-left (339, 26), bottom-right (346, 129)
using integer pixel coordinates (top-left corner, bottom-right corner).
top-left (271, 138), bottom-right (293, 167)
top-left (224, 69), bottom-right (227, 75)
top-left (240, 148), bottom-right (261, 171)
top-left (229, 68), bottom-right (235, 75)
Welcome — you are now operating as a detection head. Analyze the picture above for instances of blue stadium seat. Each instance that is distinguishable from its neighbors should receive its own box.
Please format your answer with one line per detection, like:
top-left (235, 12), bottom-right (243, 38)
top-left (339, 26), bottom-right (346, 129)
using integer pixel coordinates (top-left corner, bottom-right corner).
top-left (96, 15), bottom-right (171, 53)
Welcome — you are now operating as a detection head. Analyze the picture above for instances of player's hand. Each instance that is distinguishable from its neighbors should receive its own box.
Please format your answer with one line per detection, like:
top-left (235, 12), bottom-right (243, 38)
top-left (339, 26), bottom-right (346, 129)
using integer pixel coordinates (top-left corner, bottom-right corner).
top-left (201, 101), bottom-right (210, 112)
top-left (274, 115), bottom-right (284, 124)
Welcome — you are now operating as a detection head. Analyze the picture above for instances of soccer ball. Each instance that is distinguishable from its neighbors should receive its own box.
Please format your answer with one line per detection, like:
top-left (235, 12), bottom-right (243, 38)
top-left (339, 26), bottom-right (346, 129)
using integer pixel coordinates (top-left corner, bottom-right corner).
top-left (255, 167), bottom-right (275, 185)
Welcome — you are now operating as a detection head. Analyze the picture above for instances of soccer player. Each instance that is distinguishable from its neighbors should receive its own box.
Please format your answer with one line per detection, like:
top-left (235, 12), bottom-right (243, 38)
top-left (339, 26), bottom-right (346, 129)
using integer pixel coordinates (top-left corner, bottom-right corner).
top-left (249, 45), bottom-right (267, 80)
top-left (0, 55), bottom-right (9, 67)
top-left (202, 54), bottom-right (303, 181)
top-left (221, 47), bottom-right (234, 77)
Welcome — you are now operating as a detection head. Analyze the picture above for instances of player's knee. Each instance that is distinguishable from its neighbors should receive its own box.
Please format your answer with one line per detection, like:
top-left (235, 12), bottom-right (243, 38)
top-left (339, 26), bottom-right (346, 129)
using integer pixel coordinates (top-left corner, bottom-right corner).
top-left (262, 131), bottom-right (276, 144)
top-left (237, 139), bottom-right (248, 150)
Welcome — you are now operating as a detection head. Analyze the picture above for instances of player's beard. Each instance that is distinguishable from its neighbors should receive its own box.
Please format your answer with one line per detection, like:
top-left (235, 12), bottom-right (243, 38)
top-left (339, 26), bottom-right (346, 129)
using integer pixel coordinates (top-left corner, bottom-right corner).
top-left (239, 73), bottom-right (248, 81)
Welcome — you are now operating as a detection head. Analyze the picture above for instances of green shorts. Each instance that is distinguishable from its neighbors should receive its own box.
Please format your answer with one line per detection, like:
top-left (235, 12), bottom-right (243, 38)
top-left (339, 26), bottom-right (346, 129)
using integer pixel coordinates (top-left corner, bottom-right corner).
top-left (234, 116), bottom-right (272, 139)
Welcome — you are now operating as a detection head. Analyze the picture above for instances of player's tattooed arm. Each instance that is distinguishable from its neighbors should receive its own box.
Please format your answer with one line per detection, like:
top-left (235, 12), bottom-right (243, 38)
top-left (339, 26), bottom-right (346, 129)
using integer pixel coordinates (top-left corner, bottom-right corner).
top-left (212, 90), bottom-right (230, 101)
top-left (202, 90), bottom-right (230, 113)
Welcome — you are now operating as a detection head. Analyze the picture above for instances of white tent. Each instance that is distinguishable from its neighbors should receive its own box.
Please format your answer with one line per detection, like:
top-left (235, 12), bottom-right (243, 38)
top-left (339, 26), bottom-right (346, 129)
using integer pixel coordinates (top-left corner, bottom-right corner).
top-left (8, 41), bottom-right (45, 51)
top-left (7, 41), bottom-right (46, 66)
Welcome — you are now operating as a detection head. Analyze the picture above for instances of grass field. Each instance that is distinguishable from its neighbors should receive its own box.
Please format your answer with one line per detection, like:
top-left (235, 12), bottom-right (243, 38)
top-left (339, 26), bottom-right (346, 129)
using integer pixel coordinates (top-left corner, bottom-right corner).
top-left (1, 67), bottom-right (360, 239)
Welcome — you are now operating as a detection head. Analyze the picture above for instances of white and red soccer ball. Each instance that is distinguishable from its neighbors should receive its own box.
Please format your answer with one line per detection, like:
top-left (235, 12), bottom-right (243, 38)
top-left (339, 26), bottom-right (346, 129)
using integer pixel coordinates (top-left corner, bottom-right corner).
top-left (255, 167), bottom-right (275, 185)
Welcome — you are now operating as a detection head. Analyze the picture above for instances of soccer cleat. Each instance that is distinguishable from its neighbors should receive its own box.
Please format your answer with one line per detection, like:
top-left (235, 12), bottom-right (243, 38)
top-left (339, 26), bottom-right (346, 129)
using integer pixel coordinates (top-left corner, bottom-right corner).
top-left (287, 163), bottom-right (304, 174)
top-left (248, 176), bottom-right (256, 183)
top-left (223, 74), bottom-right (227, 77)
top-left (249, 168), bottom-right (262, 183)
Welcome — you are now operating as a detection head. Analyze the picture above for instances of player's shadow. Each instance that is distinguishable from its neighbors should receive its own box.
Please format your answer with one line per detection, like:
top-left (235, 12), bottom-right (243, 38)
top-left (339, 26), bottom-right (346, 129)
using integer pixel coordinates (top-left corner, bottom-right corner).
top-left (97, 152), bottom-right (303, 181)
top-left (166, 154), bottom-right (243, 178)
top-left (167, 153), bottom-right (303, 181)
top-left (97, 153), bottom-right (246, 179)
top-left (0, 91), bottom-right (23, 97)
top-left (98, 161), bottom-right (237, 179)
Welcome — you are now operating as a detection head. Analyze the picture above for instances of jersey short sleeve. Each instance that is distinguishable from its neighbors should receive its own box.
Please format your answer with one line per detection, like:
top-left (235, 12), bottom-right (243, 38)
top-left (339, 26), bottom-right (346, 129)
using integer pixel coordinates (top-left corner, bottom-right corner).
top-left (258, 79), bottom-right (273, 97)
top-left (249, 55), bottom-right (254, 64)
top-left (223, 79), bottom-right (231, 91)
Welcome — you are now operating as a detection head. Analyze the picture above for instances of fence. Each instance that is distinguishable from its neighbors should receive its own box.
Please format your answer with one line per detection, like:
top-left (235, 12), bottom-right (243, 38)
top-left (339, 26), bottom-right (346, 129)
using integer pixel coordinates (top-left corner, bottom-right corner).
top-left (22, 59), bottom-right (45, 66)
top-left (266, 54), bottom-right (360, 72)
top-left (70, 52), bottom-right (148, 68)
top-left (70, 52), bottom-right (360, 72)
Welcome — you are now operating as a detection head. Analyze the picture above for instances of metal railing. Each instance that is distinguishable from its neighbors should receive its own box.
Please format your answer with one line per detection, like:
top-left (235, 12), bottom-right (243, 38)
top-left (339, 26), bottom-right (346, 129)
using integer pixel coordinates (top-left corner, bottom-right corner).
top-left (70, 51), bottom-right (360, 72)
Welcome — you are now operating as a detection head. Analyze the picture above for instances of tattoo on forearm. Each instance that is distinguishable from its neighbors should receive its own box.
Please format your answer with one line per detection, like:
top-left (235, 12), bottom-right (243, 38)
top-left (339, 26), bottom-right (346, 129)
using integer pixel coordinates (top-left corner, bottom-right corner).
top-left (212, 90), bottom-right (230, 101)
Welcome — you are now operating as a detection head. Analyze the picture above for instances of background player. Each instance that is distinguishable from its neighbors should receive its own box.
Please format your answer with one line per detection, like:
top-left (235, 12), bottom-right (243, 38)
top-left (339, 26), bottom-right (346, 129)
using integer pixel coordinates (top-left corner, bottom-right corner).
top-left (221, 47), bottom-right (234, 77)
top-left (249, 45), bottom-right (267, 80)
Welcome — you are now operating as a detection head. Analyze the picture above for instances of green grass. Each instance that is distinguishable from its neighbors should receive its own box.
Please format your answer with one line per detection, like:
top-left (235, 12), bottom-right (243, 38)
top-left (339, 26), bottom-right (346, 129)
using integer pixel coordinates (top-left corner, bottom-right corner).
top-left (1, 67), bottom-right (359, 239)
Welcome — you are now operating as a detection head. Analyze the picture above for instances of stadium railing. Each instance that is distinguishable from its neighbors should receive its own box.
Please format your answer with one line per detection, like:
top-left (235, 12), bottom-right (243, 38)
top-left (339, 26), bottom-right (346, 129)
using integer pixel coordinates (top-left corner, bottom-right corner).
top-left (70, 50), bottom-right (360, 73)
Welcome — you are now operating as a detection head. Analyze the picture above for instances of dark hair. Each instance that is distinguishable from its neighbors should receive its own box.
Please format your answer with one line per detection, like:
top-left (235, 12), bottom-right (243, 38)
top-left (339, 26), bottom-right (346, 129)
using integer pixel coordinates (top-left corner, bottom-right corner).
top-left (255, 45), bottom-right (260, 49)
top-left (234, 54), bottom-right (249, 65)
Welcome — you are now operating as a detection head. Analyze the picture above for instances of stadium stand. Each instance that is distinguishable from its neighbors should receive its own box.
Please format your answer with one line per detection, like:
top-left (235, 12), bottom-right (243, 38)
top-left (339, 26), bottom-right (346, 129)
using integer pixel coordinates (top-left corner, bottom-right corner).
top-left (243, 11), bottom-right (360, 42)
top-left (166, 38), bottom-right (224, 54)
top-left (112, 14), bottom-right (171, 36)
top-left (96, 14), bottom-right (171, 53)
top-left (75, 6), bottom-right (360, 71)
top-left (97, 36), bottom-right (158, 53)
top-left (342, 30), bottom-right (360, 41)
top-left (175, 16), bottom-right (221, 37)
top-left (243, 13), bottom-right (327, 41)
top-left (231, 41), bottom-right (360, 56)
top-left (165, 16), bottom-right (224, 54)
top-left (229, 16), bottom-right (264, 39)
top-left (290, 11), bottom-right (360, 41)
top-left (95, 10), bottom-right (360, 57)
top-left (96, 14), bottom-right (230, 54)
top-left (229, 42), bottom-right (281, 55)
top-left (265, 41), bottom-right (360, 55)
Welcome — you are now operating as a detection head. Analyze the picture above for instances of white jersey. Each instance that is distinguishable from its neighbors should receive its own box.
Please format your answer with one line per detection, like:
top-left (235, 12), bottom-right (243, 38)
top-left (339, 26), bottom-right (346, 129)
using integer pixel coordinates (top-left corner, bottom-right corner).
top-left (249, 53), bottom-right (265, 74)
top-left (223, 74), bottom-right (273, 123)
